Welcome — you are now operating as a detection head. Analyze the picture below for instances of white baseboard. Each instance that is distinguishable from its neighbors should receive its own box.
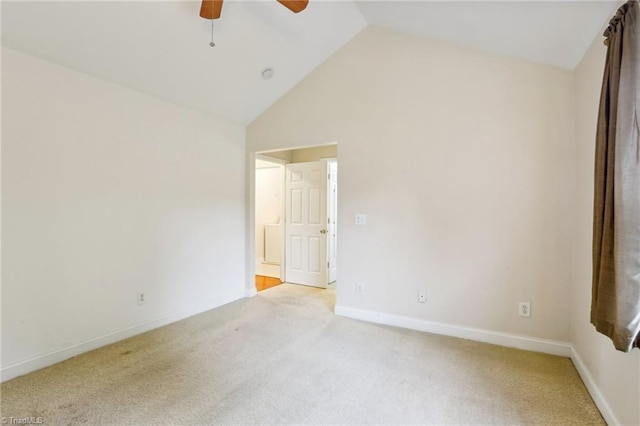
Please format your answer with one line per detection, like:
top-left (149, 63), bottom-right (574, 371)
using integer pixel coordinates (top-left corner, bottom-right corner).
top-left (2, 300), bottom-right (617, 425)
top-left (334, 306), bottom-right (572, 357)
top-left (1, 292), bottom-right (241, 383)
top-left (569, 346), bottom-right (618, 426)
top-left (334, 306), bottom-right (622, 424)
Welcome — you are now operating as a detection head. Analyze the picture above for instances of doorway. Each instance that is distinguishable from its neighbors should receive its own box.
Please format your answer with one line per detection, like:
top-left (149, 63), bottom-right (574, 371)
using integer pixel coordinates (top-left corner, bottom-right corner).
top-left (254, 145), bottom-right (337, 292)
top-left (254, 157), bottom-right (284, 292)
top-left (327, 159), bottom-right (337, 284)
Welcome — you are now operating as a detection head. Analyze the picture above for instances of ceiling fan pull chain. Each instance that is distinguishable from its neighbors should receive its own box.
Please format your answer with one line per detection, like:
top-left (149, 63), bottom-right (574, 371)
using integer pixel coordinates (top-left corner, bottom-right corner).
top-left (209, 19), bottom-right (215, 47)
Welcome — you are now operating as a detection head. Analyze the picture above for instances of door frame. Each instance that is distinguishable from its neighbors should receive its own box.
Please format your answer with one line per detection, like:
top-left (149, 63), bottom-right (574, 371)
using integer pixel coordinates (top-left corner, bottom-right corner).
top-left (327, 158), bottom-right (338, 284)
top-left (246, 143), bottom-right (337, 297)
top-left (255, 154), bottom-right (287, 283)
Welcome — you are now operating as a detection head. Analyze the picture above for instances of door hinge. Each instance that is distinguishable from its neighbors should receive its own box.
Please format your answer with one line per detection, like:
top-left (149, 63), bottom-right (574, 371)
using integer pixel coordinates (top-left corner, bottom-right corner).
top-left (327, 262), bottom-right (330, 268)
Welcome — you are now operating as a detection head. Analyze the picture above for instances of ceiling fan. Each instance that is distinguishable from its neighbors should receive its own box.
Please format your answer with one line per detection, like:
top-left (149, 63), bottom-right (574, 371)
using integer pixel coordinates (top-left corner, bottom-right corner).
top-left (199, 0), bottom-right (309, 20)
top-left (199, 0), bottom-right (309, 46)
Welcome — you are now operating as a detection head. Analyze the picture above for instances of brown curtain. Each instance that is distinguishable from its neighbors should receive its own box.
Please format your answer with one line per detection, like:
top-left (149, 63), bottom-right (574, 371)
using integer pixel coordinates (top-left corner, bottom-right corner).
top-left (592, 0), bottom-right (640, 353)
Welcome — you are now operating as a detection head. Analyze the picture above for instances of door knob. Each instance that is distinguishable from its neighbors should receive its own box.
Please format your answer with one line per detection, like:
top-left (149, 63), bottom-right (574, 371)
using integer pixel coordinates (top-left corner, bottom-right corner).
top-left (320, 229), bottom-right (327, 234)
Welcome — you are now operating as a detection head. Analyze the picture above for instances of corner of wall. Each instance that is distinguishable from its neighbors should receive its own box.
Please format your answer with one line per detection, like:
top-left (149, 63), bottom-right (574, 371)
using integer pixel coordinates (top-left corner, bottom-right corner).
top-left (569, 18), bottom-right (640, 426)
top-left (569, 345), bottom-right (620, 425)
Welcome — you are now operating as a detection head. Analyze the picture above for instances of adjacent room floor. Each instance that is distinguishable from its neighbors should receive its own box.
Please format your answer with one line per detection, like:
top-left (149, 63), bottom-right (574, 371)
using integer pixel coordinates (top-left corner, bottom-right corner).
top-left (0, 284), bottom-right (603, 425)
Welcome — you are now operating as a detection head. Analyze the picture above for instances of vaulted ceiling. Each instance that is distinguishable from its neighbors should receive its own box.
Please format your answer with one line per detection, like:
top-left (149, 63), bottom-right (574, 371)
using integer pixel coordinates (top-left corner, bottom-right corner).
top-left (1, 1), bottom-right (619, 125)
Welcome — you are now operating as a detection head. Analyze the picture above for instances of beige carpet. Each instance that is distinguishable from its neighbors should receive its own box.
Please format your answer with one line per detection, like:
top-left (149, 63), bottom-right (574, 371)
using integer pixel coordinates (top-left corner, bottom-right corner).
top-left (1, 284), bottom-right (603, 425)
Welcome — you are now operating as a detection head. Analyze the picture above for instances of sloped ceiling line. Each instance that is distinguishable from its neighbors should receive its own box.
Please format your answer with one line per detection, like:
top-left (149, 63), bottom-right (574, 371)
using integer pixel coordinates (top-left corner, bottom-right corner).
top-left (1, 1), bottom-right (618, 124)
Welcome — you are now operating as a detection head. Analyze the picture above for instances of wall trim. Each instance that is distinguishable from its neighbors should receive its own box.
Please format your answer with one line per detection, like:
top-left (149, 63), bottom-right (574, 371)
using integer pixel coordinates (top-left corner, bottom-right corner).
top-left (334, 305), bottom-right (572, 357)
top-left (245, 288), bottom-right (258, 298)
top-left (1, 292), bottom-right (241, 383)
top-left (569, 346), bottom-right (619, 426)
top-left (334, 306), bottom-right (622, 423)
top-left (2, 299), bottom-right (618, 424)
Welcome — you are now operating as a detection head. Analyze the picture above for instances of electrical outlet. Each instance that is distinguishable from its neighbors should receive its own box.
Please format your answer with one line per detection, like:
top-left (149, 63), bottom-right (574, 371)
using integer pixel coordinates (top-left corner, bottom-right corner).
top-left (137, 293), bottom-right (145, 305)
top-left (418, 291), bottom-right (426, 303)
top-left (519, 302), bottom-right (531, 317)
top-left (356, 283), bottom-right (364, 295)
top-left (355, 214), bottom-right (367, 226)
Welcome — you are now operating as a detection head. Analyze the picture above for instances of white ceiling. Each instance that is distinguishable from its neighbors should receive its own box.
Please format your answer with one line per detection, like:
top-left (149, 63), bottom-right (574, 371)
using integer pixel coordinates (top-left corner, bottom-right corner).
top-left (356, 1), bottom-right (619, 70)
top-left (1, 1), bottom-right (619, 125)
top-left (1, 1), bottom-right (367, 125)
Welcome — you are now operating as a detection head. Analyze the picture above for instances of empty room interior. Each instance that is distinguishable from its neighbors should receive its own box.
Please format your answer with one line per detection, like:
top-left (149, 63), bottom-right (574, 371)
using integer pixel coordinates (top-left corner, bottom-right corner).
top-left (2, 0), bottom-right (639, 425)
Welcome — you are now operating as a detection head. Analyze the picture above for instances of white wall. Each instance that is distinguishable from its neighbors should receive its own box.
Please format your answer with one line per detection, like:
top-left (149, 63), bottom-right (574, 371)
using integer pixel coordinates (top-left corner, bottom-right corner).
top-left (248, 27), bottom-right (575, 342)
top-left (259, 150), bottom-right (292, 163)
top-left (259, 145), bottom-right (337, 164)
top-left (1, 48), bottom-right (246, 380)
top-left (291, 145), bottom-right (337, 163)
top-left (572, 34), bottom-right (640, 426)
top-left (255, 164), bottom-right (282, 259)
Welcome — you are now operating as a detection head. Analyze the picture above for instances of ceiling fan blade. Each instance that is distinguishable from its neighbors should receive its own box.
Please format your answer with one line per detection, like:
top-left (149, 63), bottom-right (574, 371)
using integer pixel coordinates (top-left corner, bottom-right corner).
top-left (277, 0), bottom-right (309, 13)
top-left (200, 0), bottom-right (223, 19)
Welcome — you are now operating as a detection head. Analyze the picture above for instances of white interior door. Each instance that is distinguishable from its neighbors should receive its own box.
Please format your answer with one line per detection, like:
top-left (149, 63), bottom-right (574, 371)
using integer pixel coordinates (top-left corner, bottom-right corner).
top-left (285, 161), bottom-right (328, 288)
top-left (328, 161), bottom-right (337, 284)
